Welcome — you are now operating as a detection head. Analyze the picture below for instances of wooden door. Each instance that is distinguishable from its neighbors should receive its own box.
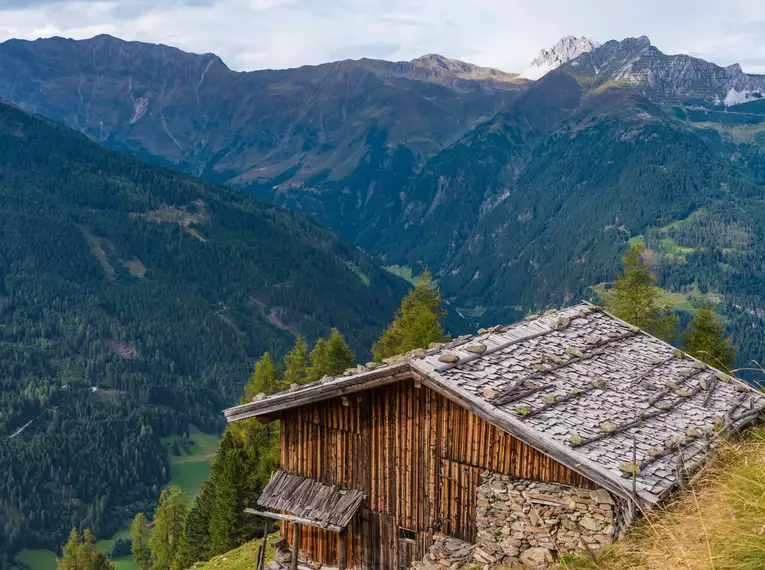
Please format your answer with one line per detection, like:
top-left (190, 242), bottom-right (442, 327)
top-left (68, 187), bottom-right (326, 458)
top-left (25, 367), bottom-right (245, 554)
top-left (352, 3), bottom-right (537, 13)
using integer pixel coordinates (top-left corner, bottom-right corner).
top-left (438, 458), bottom-right (482, 542)
top-left (397, 539), bottom-right (416, 570)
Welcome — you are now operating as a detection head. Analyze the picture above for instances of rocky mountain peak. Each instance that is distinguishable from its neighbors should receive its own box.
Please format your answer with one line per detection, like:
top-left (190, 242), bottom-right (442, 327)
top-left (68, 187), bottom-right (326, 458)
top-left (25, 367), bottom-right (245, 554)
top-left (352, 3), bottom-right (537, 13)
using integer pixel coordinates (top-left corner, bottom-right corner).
top-left (568, 36), bottom-right (765, 107)
top-left (408, 53), bottom-right (520, 83)
top-left (519, 36), bottom-right (600, 80)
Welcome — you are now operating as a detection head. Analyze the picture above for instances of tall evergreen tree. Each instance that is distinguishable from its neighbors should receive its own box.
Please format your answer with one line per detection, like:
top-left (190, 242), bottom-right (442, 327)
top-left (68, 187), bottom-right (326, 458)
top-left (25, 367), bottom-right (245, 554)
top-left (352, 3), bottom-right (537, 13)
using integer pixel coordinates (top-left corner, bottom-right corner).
top-left (131, 513), bottom-right (151, 570)
top-left (326, 328), bottom-right (355, 375)
top-left (208, 432), bottom-right (249, 556)
top-left (373, 269), bottom-right (449, 361)
top-left (684, 305), bottom-right (737, 370)
top-left (175, 480), bottom-right (214, 567)
top-left (605, 243), bottom-right (677, 339)
top-left (307, 338), bottom-right (330, 382)
top-left (284, 336), bottom-right (310, 385)
top-left (244, 353), bottom-right (281, 399)
top-left (149, 486), bottom-right (186, 570)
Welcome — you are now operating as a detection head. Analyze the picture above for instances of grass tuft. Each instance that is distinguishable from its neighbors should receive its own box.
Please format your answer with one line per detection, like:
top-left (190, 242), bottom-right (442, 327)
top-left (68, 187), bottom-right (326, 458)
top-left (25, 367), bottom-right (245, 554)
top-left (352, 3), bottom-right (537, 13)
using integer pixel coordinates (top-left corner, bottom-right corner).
top-left (556, 425), bottom-right (765, 570)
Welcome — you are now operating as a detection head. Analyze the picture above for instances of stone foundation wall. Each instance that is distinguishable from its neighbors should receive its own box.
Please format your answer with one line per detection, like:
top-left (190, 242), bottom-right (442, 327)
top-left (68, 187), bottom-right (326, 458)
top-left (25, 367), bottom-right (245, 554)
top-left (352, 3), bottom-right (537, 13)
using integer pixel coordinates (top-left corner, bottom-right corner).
top-left (473, 471), bottom-right (617, 567)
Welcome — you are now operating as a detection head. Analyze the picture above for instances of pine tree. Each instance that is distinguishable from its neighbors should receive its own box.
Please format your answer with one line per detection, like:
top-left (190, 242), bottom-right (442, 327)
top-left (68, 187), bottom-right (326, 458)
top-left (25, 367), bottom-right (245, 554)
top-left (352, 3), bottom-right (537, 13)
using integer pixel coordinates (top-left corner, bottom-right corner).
top-left (149, 485), bottom-right (186, 570)
top-left (284, 336), bottom-right (310, 385)
top-left (244, 352), bottom-right (281, 400)
top-left (326, 329), bottom-right (355, 375)
top-left (373, 269), bottom-right (449, 361)
top-left (175, 480), bottom-right (214, 567)
top-left (684, 305), bottom-right (737, 370)
top-left (131, 513), bottom-right (151, 570)
top-left (605, 243), bottom-right (677, 339)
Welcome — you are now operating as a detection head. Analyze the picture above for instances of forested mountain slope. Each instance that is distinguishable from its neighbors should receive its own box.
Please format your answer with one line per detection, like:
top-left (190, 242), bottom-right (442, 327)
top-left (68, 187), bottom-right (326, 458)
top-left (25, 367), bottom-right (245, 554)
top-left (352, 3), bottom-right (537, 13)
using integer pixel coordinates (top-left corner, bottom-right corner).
top-left (0, 101), bottom-right (408, 559)
top-left (2, 34), bottom-right (764, 371)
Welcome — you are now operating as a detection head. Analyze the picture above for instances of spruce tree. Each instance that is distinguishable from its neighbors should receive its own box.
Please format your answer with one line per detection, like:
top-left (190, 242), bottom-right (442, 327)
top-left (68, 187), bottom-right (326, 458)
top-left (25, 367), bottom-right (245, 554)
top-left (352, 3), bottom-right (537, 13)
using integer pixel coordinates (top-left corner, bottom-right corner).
top-left (244, 352), bottom-right (281, 399)
top-left (175, 480), bottom-right (214, 567)
top-left (684, 305), bottom-right (737, 370)
top-left (208, 432), bottom-right (248, 556)
top-left (149, 486), bottom-right (186, 570)
top-left (284, 336), bottom-right (310, 385)
top-left (131, 513), bottom-right (151, 570)
top-left (605, 243), bottom-right (677, 339)
top-left (306, 338), bottom-right (330, 382)
top-left (373, 269), bottom-right (448, 361)
top-left (326, 329), bottom-right (355, 375)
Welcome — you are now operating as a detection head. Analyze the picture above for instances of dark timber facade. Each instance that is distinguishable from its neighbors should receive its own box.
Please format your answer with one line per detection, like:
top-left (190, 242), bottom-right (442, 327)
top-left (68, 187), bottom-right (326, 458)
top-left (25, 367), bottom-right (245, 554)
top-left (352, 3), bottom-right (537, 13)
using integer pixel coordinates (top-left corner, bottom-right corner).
top-left (256, 378), bottom-right (597, 569)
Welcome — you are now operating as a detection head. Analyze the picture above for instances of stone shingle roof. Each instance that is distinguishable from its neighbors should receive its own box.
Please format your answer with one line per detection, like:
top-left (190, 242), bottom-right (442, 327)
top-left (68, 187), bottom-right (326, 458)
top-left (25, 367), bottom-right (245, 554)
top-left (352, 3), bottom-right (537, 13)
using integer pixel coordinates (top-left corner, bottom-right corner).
top-left (224, 303), bottom-right (765, 505)
top-left (410, 303), bottom-right (765, 503)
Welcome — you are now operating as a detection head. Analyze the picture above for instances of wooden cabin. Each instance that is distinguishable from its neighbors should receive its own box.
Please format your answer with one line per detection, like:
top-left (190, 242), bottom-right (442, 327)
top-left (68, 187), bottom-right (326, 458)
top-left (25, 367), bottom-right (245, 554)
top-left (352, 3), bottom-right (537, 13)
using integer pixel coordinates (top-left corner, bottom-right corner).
top-left (224, 304), bottom-right (765, 570)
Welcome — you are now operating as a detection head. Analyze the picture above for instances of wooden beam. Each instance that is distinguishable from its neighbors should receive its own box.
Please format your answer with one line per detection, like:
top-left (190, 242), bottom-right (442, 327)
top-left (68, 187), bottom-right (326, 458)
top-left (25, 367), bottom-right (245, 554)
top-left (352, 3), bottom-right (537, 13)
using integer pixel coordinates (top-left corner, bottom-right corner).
top-left (646, 368), bottom-right (704, 408)
top-left (580, 385), bottom-right (704, 450)
top-left (225, 364), bottom-right (411, 422)
top-left (524, 383), bottom-right (601, 419)
top-left (338, 530), bottom-right (348, 570)
top-left (291, 522), bottom-right (300, 570)
top-left (257, 523), bottom-right (268, 570)
top-left (629, 355), bottom-right (675, 386)
top-left (243, 509), bottom-right (344, 533)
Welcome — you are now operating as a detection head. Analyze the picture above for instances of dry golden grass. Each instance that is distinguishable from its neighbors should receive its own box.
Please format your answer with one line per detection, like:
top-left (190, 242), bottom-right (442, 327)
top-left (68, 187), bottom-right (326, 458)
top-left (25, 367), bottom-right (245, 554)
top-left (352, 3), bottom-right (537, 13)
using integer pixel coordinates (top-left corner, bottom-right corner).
top-left (557, 425), bottom-right (765, 570)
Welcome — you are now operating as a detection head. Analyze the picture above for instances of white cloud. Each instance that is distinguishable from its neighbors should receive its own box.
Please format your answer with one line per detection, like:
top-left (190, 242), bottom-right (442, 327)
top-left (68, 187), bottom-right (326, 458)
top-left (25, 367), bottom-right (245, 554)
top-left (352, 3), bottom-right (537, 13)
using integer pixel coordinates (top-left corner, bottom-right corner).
top-left (0, 0), bottom-right (764, 73)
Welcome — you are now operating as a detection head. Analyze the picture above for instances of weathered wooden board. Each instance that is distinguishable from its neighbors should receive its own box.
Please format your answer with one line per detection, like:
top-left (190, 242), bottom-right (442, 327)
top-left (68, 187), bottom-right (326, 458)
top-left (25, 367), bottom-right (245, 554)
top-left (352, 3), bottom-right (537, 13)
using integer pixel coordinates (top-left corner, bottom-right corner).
top-left (278, 378), bottom-right (598, 569)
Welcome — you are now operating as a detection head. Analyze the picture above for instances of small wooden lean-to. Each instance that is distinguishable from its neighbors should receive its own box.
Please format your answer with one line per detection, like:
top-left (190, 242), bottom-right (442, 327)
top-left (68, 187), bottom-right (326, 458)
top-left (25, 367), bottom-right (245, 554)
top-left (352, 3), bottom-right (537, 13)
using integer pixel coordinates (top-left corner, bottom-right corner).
top-left (248, 470), bottom-right (366, 570)
top-left (225, 303), bottom-right (765, 569)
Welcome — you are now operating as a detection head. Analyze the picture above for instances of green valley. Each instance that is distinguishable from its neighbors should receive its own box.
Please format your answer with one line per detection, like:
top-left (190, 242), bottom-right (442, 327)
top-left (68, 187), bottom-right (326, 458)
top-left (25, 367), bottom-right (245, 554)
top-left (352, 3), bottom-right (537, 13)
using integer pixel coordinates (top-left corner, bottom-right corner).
top-left (0, 100), bottom-right (408, 563)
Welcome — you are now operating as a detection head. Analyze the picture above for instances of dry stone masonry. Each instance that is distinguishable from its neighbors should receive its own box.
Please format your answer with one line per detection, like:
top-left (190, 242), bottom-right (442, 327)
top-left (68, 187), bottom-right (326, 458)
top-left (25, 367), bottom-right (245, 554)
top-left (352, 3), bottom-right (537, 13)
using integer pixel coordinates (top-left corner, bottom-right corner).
top-left (412, 471), bottom-right (617, 570)
top-left (474, 471), bottom-right (616, 566)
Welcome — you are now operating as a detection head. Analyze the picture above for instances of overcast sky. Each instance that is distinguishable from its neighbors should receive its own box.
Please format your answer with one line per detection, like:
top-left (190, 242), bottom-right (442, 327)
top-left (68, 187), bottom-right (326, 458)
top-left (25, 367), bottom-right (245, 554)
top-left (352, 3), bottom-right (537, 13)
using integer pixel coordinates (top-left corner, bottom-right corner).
top-left (1, 0), bottom-right (764, 73)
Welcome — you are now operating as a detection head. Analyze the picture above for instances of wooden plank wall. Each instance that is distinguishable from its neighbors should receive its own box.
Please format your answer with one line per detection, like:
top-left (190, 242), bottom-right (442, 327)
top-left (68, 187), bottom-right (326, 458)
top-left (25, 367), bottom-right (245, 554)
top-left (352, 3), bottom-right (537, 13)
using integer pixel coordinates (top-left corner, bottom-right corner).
top-left (278, 378), bottom-right (598, 569)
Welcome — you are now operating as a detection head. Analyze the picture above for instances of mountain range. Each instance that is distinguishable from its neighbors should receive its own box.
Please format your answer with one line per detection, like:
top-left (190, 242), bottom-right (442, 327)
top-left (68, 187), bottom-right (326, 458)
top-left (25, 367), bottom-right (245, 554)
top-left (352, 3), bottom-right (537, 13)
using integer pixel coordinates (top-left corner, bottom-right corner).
top-left (1, 33), bottom-right (763, 359)
top-left (1, 31), bottom-right (765, 557)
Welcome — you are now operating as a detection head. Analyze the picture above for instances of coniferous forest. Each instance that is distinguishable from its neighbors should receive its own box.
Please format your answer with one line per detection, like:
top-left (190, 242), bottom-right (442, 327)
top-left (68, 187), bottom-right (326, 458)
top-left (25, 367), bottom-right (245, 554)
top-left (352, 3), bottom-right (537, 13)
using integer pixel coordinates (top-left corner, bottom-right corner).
top-left (0, 100), bottom-right (409, 561)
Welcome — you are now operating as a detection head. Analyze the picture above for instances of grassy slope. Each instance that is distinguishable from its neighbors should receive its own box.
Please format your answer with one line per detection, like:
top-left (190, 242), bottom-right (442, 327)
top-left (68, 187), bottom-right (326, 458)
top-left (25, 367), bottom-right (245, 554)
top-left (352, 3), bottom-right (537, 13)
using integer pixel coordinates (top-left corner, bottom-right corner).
top-left (558, 426), bottom-right (765, 570)
top-left (163, 425), bottom-right (221, 506)
top-left (188, 533), bottom-right (278, 570)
